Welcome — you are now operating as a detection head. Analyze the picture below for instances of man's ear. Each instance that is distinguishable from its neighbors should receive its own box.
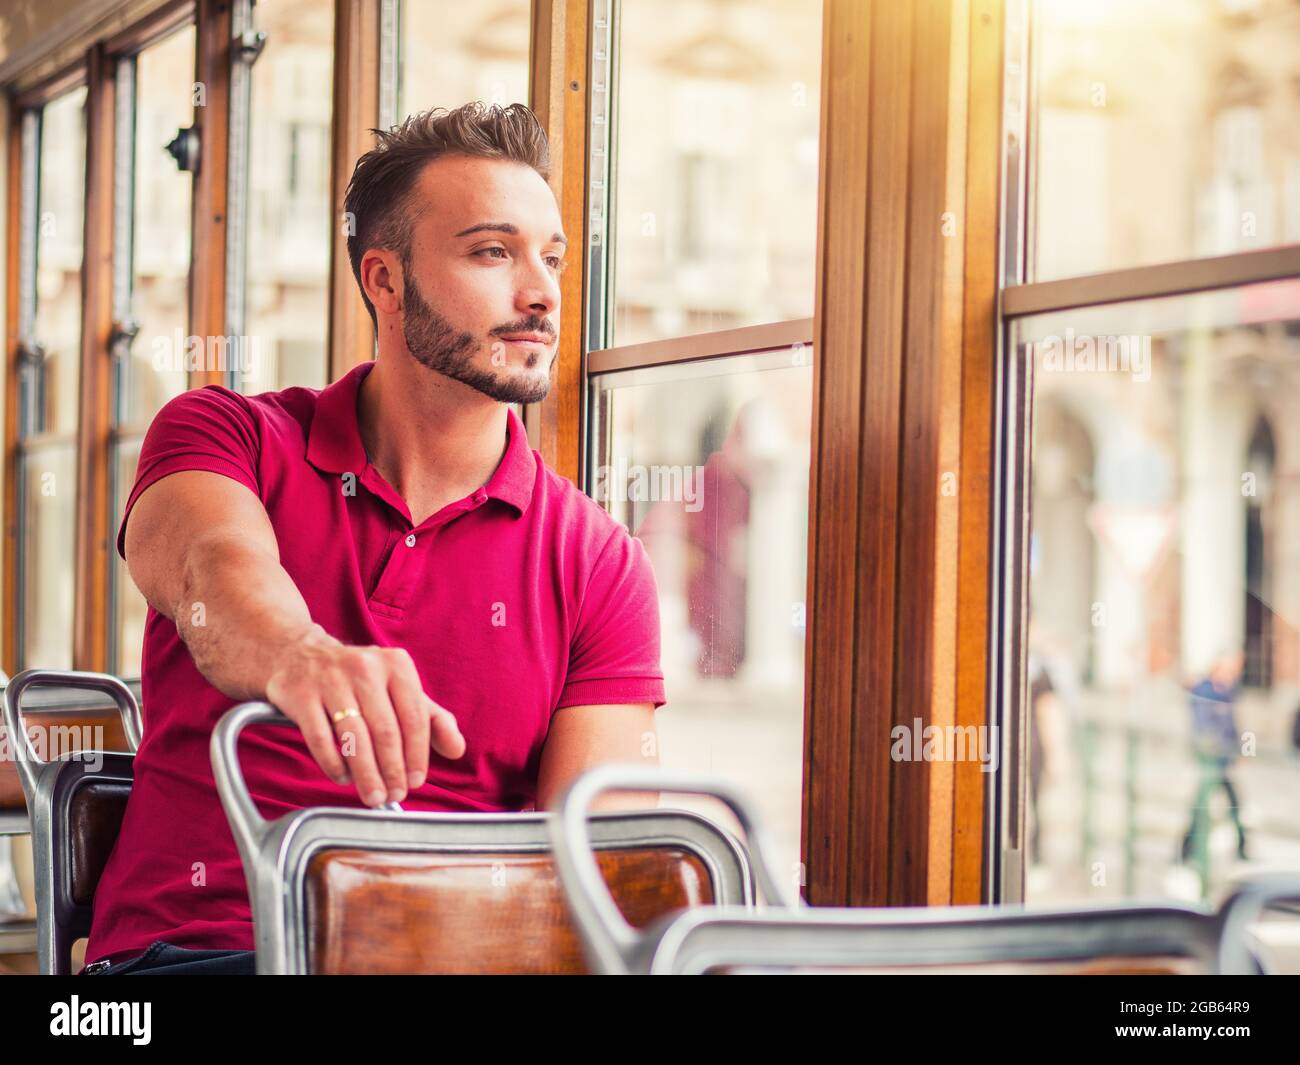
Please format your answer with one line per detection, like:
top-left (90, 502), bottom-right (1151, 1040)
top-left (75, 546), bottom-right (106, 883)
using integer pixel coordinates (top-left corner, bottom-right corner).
top-left (362, 249), bottom-right (402, 317)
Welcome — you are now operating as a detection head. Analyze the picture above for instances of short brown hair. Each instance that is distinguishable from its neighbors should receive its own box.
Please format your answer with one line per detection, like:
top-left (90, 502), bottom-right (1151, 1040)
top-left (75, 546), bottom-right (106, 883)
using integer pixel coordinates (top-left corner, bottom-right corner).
top-left (344, 102), bottom-right (552, 329)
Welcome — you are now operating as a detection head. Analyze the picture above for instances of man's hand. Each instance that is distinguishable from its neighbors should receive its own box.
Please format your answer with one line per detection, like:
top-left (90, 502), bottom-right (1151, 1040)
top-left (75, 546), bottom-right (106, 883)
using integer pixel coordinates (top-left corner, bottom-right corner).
top-left (266, 633), bottom-right (465, 807)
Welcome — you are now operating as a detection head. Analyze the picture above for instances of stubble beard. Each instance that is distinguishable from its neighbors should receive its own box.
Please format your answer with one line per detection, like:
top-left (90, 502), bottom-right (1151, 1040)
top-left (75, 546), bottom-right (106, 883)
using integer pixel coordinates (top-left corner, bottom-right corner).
top-left (401, 270), bottom-right (553, 404)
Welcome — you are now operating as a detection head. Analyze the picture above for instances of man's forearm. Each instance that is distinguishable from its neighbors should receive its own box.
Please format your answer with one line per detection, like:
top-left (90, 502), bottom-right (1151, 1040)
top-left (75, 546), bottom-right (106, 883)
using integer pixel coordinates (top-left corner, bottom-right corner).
top-left (167, 536), bottom-right (340, 700)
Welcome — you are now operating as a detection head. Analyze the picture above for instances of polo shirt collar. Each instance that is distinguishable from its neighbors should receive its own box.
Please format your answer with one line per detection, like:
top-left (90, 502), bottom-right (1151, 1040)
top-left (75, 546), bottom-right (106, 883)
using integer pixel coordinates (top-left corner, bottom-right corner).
top-left (306, 360), bottom-right (535, 517)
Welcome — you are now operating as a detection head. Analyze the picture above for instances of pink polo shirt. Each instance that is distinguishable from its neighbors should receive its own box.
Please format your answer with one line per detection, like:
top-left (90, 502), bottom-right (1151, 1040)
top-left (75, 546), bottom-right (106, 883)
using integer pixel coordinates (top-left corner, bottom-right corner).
top-left (83, 360), bottom-right (665, 968)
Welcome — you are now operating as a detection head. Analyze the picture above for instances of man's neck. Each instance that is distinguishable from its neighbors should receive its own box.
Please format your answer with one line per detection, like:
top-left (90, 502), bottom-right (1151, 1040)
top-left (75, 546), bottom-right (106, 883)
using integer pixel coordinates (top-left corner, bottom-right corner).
top-left (356, 355), bottom-right (510, 525)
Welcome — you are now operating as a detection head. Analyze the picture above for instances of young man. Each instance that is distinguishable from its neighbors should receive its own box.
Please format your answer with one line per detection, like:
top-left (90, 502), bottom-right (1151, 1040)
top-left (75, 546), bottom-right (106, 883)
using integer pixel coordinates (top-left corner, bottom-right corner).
top-left (81, 103), bottom-right (665, 975)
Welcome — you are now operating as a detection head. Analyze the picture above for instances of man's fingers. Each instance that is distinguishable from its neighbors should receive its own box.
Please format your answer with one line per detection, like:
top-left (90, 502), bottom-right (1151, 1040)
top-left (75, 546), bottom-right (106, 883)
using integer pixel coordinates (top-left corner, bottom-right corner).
top-left (427, 697), bottom-right (466, 760)
top-left (386, 651), bottom-right (431, 790)
top-left (322, 684), bottom-right (387, 807)
top-left (352, 673), bottom-right (409, 803)
top-left (282, 694), bottom-right (349, 784)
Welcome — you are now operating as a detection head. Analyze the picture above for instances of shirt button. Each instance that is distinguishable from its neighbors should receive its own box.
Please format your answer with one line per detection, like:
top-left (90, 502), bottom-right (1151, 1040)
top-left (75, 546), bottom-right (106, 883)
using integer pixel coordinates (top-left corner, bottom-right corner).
top-left (404, 533), bottom-right (416, 547)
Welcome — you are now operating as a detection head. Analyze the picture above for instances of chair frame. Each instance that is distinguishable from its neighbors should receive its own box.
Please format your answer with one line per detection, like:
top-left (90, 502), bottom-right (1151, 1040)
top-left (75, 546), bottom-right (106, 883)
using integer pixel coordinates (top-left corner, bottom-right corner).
top-left (212, 701), bottom-right (757, 974)
top-left (1, 669), bottom-right (142, 974)
top-left (549, 764), bottom-right (1300, 975)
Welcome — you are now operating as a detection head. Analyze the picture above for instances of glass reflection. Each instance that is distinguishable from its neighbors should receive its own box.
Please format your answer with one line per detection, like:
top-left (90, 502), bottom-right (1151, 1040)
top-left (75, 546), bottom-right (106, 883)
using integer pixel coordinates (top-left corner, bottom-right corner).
top-left (244, 0), bottom-right (334, 393)
top-left (590, 347), bottom-right (812, 892)
top-left (32, 87), bottom-right (86, 437)
top-left (399, 0), bottom-right (530, 118)
top-left (1021, 279), bottom-right (1300, 905)
top-left (610, 0), bottom-right (821, 346)
top-left (1033, 0), bottom-right (1300, 280)
top-left (21, 444), bottom-right (77, 669)
top-left (113, 436), bottom-right (146, 678)
top-left (125, 25), bottom-right (194, 425)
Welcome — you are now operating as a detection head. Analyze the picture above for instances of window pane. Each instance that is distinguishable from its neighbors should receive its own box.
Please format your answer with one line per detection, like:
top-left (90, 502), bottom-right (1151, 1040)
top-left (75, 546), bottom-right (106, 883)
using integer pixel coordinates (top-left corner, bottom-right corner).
top-left (1032, 0), bottom-right (1300, 280)
top-left (609, 0), bottom-right (821, 346)
top-left (243, 0), bottom-right (334, 393)
top-left (32, 87), bottom-right (87, 437)
top-left (398, 0), bottom-right (530, 117)
top-left (590, 348), bottom-right (813, 890)
top-left (20, 443), bottom-right (77, 669)
top-left (126, 25), bottom-right (194, 425)
top-left (113, 435), bottom-right (146, 678)
top-left (1018, 279), bottom-right (1300, 906)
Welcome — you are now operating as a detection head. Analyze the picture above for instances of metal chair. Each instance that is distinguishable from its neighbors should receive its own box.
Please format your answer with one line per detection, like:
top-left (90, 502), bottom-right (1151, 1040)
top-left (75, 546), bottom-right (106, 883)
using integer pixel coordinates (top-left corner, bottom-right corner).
top-left (212, 701), bottom-right (757, 974)
top-left (1, 669), bottom-right (143, 974)
top-left (549, 764), bottom-right (1300, 975)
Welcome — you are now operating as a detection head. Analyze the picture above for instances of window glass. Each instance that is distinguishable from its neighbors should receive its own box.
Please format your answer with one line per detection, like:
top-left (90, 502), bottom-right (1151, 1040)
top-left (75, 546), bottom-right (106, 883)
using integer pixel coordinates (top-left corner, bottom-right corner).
top-left (125, 25), bottom-right (194, 426)
top-left (609, 0), bottom-right (821, 346)
top-left (113, 24), bottom-right (196, 673)
top-left (32, 87), bottom-right (87, 437)
top-left (112, 435), bottom-right (145, 677)
top-left (1019, 279), bottom-right (1300, 904)
top-left (21, 444), bottom-right (77, 669)
top-left (243, 0), bottom-right (334, 393)
top-left (590, 347), bottom-right (813, 890)
top-left (398, 0), bottom-right (530, 118)
top-left (20, 86), bottom-right (87, 668)
top-left (1032, 0), bottom-right (1300, 280)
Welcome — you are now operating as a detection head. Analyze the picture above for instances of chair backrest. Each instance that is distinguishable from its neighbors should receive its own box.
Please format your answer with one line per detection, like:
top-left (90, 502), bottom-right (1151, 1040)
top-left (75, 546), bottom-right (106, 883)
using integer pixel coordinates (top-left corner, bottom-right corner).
top-left (1, 669), bottom-right (142, 974)
top-left (211, 701), bottom-right (756, 974)
top-left (548, 764), bottom-right (1297, 975)
top-left (1, 707), bottom-right (133, 824)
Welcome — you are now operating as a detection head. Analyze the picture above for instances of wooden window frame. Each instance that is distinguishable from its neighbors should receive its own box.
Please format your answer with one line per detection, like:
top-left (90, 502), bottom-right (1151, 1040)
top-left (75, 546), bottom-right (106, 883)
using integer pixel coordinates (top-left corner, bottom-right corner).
top-left (5, 61), bottom-right (91, 673)
top-left (3, 0), bottom-right (378, 675)
top-left (327, 0), bottom-right (384, 382)
top-left (3, 0), bottom-right (1009, 913)
top-left (544, 0), bottom-right (1005, 908)
top-left (103, 2), bottom-right (207, 674)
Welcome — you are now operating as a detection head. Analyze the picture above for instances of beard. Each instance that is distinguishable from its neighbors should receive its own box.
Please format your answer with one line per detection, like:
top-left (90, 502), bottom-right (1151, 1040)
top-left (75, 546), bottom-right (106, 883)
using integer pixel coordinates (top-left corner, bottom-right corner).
top-left (400, 271), bottom-right (552, 404)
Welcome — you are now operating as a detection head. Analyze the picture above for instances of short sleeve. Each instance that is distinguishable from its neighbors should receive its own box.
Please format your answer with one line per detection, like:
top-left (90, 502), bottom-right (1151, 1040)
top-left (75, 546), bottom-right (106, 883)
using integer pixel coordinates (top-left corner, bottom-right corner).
top-left (557, 527), bottom-right (667, 710)
top-left (117, 386), bottom-right (262, 561)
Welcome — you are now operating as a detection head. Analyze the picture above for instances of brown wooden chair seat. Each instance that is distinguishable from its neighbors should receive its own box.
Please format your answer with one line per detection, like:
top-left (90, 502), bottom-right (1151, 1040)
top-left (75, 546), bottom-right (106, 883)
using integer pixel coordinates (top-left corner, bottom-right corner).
top-left (1, 670), bottom-right (142, 974)
top-left (213, 701), bottom-right (756, 974)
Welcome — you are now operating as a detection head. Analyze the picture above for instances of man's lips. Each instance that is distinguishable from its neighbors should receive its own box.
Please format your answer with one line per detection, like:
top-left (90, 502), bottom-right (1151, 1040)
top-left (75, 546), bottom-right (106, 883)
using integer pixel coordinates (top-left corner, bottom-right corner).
top-left (499, 333), bottom-right (553, 347)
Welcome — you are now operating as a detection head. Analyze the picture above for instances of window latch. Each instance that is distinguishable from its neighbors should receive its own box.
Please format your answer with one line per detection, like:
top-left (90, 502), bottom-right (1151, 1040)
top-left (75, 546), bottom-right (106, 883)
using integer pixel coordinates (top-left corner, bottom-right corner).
top-left (110, 317), bottom-right (141, 358)
top-left (165, 125), bottom-right (200, 174)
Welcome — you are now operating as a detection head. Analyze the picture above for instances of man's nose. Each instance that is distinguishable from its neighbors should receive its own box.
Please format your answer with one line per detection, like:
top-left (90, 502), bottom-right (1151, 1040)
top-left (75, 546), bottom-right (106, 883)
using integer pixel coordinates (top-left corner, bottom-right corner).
top-left (517, 258), bottom-right (560, 319)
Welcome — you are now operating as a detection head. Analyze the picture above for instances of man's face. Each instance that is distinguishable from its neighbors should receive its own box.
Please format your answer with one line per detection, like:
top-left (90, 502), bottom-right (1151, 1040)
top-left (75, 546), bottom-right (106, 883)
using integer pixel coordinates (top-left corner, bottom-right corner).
top-left (391, 154), bottom-right (566, 404)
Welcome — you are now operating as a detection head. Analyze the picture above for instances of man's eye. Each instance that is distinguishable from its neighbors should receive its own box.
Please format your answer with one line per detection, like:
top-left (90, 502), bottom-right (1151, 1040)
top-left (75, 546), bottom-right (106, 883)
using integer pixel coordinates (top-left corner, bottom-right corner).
top-left (476, 247), bottom-right (567, 272)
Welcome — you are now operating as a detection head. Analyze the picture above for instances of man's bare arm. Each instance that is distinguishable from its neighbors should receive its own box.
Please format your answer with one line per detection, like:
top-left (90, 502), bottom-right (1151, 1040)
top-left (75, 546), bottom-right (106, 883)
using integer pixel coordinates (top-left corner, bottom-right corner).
top-left (124, 470), bottom-right (464, 806)
top-left (127, 470), bottom-right (319, 699)
top-left (535, 703), bottom-right (660, 812)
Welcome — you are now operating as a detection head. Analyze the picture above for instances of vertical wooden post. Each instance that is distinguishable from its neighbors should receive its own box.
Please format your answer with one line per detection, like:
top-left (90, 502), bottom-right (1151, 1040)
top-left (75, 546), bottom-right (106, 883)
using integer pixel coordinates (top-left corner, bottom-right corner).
top-left (526, 0), bottom-right (587, 484)
top-left (3, 107), bottom-right (25, 675)
top-left (189, 0), bottom-right (233, 388)
top-left (804, 0), bottom-right (1001, 907)
top-left (327, 0), bottom-right (381, 382)
top-left (72, 45), bottom-right (116, 671)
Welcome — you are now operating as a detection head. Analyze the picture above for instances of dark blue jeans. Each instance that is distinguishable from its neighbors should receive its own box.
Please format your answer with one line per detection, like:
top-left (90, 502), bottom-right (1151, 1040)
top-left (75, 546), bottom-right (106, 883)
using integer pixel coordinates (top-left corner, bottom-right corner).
top-left (83, 940), bottom-right (256, 975)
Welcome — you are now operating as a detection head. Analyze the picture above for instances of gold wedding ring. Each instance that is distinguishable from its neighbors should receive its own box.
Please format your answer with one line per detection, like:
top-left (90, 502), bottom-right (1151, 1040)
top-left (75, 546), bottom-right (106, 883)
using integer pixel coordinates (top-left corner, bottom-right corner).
top-left (331, 707), bottom-right (361, 724)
